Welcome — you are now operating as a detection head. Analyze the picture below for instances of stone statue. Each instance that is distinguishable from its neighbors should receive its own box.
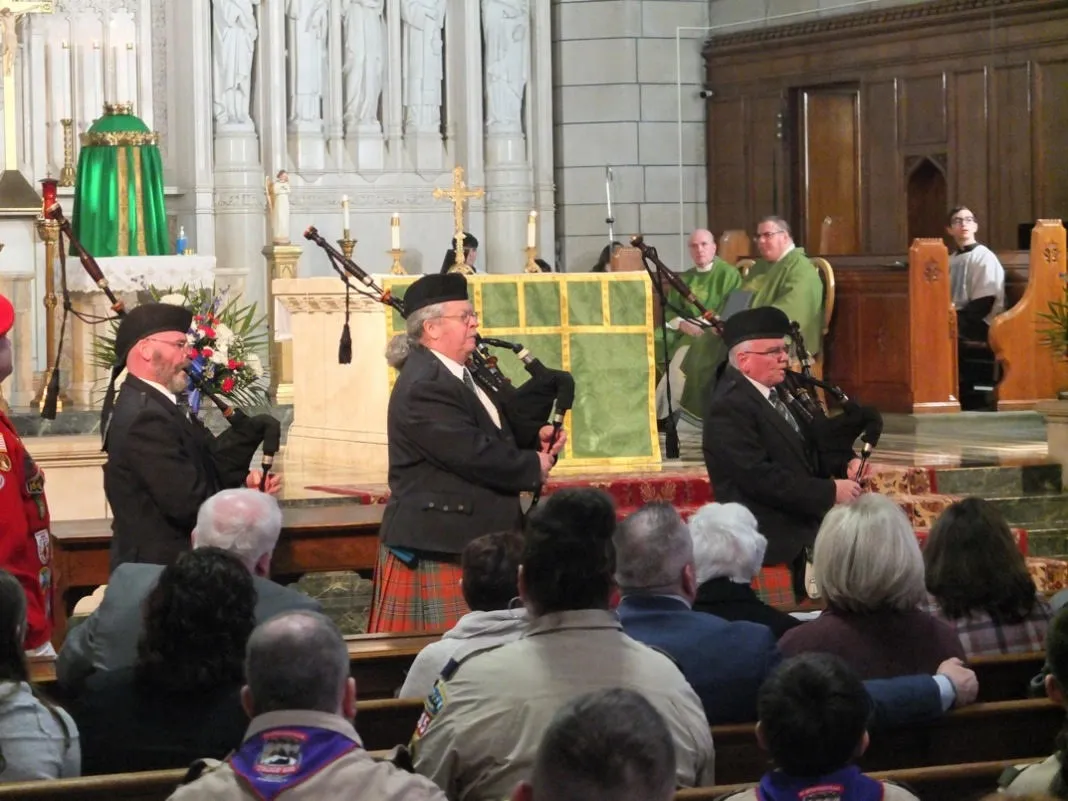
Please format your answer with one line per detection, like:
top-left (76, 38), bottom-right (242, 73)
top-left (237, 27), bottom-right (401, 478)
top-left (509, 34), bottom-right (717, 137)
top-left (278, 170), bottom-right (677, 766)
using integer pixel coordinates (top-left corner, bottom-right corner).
top-left (342, 0), bottom-right (385, 130)
top-left (211, 0), bottom-right (260, 130)
top-left (0, 9), bottom-right (17, 79)
top-left (482, 0), bottom-right (529, 135)
top-left (265, 170), bottom-right (291, 244)
top-left (400, 0), bottom-right (446, 133)
top-left (286, 0), bottom-right (329, 126)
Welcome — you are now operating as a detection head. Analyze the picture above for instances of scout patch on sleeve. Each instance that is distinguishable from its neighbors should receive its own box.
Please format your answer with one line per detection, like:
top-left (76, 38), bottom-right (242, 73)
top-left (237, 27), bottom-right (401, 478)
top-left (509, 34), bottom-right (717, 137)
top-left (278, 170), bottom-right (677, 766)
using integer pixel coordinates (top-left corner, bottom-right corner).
top-left (24, 456), bottom-right (46, 519)
top-left (33, 530), bottom-right (51, 565)
top-left (411, 678), bottom-right (448, 745)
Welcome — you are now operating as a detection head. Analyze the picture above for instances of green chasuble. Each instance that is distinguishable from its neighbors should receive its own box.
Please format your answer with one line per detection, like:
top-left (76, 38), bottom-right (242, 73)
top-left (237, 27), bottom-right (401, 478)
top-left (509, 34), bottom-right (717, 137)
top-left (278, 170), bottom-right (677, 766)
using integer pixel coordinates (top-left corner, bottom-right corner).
top-left (72, 104), bottom-right (169, 257)
top-left (657, 256), bottom-right (742, 365)
top-left (678, 246), bottom-right (824, 417)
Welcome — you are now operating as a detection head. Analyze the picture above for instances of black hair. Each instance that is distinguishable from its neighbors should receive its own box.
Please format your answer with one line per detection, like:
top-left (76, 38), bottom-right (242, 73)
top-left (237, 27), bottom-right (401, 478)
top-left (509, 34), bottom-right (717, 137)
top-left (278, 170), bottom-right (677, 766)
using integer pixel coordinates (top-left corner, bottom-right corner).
top-left (136, 547), bottom-right (256, 694)
top-left (461, 531), bottom-right (524, 612)
top-left (522, 488), bottom-right (617, 615)
top-left (924, 497), bottom-right (1037, 623)
top-left (946, 206), bottom-right (973, 226)
top-left (592, 241), bottom-right (623, 272)
top-left (758, 653), bottom-right (870, 777)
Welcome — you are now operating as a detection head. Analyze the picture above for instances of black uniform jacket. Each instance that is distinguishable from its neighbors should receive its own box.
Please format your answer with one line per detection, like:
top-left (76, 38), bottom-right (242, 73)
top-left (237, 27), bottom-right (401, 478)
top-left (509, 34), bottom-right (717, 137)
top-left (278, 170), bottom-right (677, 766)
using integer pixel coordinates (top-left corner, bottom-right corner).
top-left (104, 375), bottom-right (226, 571)
top-left (702, 365), bottom-right (837, 566)
top-left (380, 346), bottom-right (543, 556)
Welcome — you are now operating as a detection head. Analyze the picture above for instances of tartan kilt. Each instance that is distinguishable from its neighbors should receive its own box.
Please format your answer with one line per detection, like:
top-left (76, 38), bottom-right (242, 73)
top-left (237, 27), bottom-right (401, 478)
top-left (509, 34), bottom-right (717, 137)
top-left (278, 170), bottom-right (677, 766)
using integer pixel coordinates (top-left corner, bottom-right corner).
top-left (751, 564), bottom-right (798, 608)
top-left (367, 544), bottom-right (468, 633)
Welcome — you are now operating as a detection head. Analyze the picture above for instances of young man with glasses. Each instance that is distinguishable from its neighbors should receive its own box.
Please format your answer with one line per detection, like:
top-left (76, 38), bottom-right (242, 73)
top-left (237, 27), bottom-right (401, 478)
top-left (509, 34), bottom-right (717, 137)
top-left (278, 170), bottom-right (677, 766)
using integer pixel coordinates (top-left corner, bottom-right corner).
top-left (702, 307), bottom-right (862, 601)
top-left (102, 303), bottom-right (278, 572)
top-left (678, 216), bottom-right (823, 424)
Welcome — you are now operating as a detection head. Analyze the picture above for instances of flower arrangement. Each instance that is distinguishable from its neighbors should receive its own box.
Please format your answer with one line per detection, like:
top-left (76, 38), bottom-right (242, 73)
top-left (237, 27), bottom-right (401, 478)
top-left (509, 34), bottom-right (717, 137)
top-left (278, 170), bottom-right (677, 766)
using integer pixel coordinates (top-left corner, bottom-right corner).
top-left (92, 283), bottom-right (271, 411)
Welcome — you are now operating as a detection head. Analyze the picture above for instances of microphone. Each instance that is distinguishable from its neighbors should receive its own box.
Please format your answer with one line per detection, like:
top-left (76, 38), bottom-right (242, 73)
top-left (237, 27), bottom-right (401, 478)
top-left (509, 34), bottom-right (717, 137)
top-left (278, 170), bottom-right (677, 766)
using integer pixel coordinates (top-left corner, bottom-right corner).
top-left (856, 406), bottom-right (883, 481)
top-left (259, 416), bottom-right (282, 493)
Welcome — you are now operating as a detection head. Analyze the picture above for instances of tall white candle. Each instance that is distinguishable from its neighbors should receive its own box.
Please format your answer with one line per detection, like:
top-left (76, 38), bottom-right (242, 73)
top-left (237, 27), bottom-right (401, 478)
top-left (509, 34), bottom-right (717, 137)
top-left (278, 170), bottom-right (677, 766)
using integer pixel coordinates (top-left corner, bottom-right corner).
top-left (391, 213), bottom-right (400, 250)
top-left (527, 211), bottom-right (537, 249)
top-left (91, 42), bottom-right (102, 115)
top-left (341, 195), bottom-right (351, 233)
top-left (113, 45), bottom-right (127, 104)
top-left (126, 42), bottom-right (136, 105)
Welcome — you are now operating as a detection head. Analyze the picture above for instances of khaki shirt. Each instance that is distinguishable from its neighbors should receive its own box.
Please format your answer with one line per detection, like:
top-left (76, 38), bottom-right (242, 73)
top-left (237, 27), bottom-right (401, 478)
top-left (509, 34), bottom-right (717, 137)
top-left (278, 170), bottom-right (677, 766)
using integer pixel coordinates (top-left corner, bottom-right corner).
top-left (411, 609), bottom-right (715, 801)
top-left (167, 710), bottom-right (446, 801)
top-left (1001, 753), bottom-right (1060, 796)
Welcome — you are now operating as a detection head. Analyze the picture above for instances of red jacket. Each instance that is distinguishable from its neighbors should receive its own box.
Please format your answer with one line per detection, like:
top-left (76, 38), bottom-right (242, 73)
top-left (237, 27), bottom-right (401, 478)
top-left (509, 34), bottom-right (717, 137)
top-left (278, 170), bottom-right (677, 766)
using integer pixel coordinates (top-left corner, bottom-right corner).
top-left (0, 412), bottom-right (52, 649)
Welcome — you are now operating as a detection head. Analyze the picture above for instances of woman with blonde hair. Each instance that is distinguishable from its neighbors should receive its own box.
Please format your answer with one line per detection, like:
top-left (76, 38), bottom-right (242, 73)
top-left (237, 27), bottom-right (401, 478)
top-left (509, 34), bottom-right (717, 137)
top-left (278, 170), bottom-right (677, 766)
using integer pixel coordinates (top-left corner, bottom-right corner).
top-left (779, 494), bottom-right (964, 679)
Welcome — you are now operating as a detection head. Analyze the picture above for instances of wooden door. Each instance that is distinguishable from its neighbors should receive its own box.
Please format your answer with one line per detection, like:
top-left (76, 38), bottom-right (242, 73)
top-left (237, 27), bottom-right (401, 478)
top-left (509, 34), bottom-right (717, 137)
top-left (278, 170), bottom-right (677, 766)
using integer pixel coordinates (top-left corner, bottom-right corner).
top-left (799, 88), bottom-right (861, 255)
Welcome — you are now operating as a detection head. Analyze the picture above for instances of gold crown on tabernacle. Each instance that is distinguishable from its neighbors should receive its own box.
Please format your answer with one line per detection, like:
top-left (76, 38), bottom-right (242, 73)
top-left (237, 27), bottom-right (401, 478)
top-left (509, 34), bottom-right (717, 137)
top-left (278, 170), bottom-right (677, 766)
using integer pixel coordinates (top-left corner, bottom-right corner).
top-left (103, 102), bottom-right (135, 116)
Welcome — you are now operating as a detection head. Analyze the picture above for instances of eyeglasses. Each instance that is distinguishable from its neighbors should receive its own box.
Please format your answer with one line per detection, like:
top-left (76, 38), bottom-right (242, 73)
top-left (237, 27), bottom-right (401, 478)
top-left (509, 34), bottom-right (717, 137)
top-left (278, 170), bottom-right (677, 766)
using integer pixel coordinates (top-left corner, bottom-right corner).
top-left (145, 337), bottom-right (189, 350)
top-left (754, 230), bottom-right (786, 242)
top-left (748, 345), bottom-right (791, 357)
top-left (437, 311), bottom-right (479, 324)
top-left (950, 216), bottom-right (976, 225)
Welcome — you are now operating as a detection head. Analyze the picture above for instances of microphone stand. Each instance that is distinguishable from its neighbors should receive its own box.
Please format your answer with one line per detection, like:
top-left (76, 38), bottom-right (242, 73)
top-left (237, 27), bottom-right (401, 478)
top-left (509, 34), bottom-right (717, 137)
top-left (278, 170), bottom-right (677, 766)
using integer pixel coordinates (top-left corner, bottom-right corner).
top-left (637, 251), bottom-right (680, 458)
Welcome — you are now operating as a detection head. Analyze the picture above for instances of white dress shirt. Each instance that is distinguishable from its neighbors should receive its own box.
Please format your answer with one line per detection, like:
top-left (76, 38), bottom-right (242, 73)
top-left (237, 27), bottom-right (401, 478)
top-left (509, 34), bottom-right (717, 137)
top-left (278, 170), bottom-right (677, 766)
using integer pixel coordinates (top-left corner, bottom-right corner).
top-left (431, 350), bottom-right (502, 429)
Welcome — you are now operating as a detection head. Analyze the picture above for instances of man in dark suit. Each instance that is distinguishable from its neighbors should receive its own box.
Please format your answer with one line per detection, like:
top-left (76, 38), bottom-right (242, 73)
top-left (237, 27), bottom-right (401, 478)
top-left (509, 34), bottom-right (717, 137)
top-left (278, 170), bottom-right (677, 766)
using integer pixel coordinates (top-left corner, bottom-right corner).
top-left (102, 303), bottom-right (279, 571)
top-left (57, 488), bottom-right (319, 691)
top-left (369, 273), bottom-right (563, 632)
top-left (615, 503), bottom-right (980, 728)
top-left (703, 307), bottom-right (861, 595)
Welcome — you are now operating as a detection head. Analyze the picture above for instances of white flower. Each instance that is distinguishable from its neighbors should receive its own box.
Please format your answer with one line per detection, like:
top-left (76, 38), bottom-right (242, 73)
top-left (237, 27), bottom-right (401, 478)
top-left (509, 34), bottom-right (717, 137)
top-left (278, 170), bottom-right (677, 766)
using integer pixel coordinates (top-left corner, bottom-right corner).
top-left (211, 347), bottom-right (228, 365)
top-left (214, 323), bottom-right (235, 349)
top-left (158, 293), bottom-right (188, 307)
top-left (246, 352), bottom-right (264, 378)
top-left (185, 332), bottom-right (197, 347)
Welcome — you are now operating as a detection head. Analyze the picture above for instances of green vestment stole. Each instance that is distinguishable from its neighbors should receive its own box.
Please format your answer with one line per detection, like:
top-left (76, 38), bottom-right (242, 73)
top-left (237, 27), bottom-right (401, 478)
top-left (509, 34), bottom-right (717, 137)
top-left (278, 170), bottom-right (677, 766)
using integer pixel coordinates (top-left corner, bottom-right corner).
top-left (678, 246), bottom-right (824, 417)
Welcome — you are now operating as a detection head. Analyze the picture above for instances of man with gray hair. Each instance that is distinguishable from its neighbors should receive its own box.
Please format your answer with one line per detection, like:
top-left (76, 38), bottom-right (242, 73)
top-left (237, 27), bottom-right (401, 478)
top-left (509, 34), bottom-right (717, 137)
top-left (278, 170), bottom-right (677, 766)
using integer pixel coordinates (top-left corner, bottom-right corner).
top-left (371, 272), bottom-right (563, 633)
top-left (56, 489), bottom-right (320, 691)
top-left (509, 687), bottom-right (676, 801)
top-left (616, 502), bottom-right (980, 727)
top-left (169, 611), bottom-right (447, 800)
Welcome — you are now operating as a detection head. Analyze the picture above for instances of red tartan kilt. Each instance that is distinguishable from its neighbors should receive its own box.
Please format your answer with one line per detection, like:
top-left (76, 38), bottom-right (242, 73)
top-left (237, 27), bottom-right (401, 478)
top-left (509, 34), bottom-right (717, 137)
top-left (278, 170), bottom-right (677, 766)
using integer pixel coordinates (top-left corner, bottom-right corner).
top-left (367, 545), bottom-right (468, 633)
top-left (752, 564), bottom-right (797, 608)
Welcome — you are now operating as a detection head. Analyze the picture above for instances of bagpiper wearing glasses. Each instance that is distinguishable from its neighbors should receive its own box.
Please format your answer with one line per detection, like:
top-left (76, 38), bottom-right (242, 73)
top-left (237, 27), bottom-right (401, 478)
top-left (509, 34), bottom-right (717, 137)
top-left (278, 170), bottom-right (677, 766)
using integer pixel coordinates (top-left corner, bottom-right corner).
top-left (679, 216), bottom-right (824, 421)
top-left (102, 304), bottom-right (278, 572)
top-left (702, 307), bottom-right (864, 603)
top-left (369, 273), bottom-right (564, 633)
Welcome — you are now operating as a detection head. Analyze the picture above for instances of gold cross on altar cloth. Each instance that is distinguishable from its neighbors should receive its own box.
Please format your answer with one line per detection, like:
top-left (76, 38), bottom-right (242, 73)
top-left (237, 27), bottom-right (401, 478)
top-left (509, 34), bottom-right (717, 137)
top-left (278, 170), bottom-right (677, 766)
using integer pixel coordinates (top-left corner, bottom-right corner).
top-left (0, 2), bottom-right (54, 169)
top-left (432, 165), bottom-right (484, 275)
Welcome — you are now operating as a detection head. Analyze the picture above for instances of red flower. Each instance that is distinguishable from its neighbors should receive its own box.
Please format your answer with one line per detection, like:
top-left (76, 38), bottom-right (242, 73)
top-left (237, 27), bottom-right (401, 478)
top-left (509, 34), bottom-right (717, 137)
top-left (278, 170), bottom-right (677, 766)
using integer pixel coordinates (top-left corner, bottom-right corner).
top-left (203, 347), bottom-right (214, 358)
top-left (221, 377), bottom-right (235, 393)
top-left (202, 327), bottom-right (216, 339)
top-left (194, 314), bottom-right (203, 323)
top-left (227, 359), bottom-right (238, 370)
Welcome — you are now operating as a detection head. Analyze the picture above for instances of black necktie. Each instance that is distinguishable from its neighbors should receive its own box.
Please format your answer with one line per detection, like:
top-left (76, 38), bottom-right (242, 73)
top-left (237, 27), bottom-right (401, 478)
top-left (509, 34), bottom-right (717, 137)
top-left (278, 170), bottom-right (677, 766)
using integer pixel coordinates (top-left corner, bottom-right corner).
top-left (462, 368), bottom-right (477, 394)
top-left (770, 392), bottom-right (802, 437)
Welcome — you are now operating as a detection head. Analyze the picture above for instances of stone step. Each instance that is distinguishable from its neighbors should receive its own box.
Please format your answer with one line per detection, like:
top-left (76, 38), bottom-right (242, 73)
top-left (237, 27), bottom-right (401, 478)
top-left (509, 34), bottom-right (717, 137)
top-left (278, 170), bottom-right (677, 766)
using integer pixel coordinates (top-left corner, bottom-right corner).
top-left (932, 462), bottom-right (1062, 497)
top-left (986, 494), bottom-right (1068, 527)
top-left (1023, 527), bottom-right (1068, 559)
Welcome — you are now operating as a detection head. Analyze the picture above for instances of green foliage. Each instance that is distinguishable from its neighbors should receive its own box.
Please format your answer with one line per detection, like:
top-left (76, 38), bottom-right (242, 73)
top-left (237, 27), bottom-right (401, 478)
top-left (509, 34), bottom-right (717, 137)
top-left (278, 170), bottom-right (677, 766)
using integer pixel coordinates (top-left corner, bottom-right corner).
top-left (1038, 283), bottom-right (1068, 361)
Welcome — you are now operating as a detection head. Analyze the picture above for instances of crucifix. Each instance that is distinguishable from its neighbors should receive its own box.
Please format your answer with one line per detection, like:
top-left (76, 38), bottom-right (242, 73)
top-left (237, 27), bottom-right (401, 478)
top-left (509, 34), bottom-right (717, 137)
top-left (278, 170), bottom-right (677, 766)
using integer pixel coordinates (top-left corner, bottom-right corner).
top-left (433, 165), bottom-right (484, 275)
top-left (0, 2), bottom-right (53, 171)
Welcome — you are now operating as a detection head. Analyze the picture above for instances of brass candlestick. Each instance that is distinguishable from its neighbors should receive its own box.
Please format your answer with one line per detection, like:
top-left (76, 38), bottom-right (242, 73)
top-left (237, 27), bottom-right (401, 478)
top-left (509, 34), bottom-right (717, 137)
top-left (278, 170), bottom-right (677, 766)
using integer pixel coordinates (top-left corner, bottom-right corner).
top-left (338, 233), bottom-right (356, 261)
top-left (389, 248), bottom-right (407, 275)
top-left (524, 246), bottom-right (541, 274)
top-left (59, 119), bottom-right (76, 187)
top-left (31, 217), bottom-right (69, 412)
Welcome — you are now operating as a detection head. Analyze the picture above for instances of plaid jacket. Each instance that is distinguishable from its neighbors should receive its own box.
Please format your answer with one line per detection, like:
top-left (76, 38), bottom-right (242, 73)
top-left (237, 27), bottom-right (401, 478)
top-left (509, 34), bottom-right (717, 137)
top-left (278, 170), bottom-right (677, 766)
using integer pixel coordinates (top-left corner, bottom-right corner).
top-left (920, 592), bottom-right (1052, 657)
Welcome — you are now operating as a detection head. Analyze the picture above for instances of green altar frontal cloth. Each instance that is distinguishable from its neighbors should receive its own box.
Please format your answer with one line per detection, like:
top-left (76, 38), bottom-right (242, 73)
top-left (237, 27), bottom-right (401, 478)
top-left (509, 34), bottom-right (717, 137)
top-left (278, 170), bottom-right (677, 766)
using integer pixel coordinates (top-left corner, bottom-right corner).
top-left (72, 103), bottom-right (169, 257)
top-left (384, 272), bottom-right (662, 468)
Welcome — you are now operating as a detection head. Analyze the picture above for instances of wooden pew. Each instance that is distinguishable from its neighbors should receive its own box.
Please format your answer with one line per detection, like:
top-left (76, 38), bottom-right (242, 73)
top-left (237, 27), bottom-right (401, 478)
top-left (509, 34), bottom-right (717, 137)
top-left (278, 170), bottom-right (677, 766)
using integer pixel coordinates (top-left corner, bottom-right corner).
top-left (973, 650), bottom-right (1044, 703)
top-left (713, 697), bottom-right (1062, 785)
top-left (990, 219), bottom-right (1068, 410)
top-left (48, 503), bottom-right (384, 646)
top-left (677, 758), bottom-right (1042, 801)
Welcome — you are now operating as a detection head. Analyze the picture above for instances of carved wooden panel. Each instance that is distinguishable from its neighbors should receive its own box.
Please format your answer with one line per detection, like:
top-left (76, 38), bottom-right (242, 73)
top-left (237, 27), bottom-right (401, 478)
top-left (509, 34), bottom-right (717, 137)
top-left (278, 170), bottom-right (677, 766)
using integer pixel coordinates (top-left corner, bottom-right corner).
top-left (908, 239), bottom-right (960, 413)
top-left (708, 97), bottom-right (747, 232)
top-left (991, 65), bottom-right (1034, 249)
top-left (747, 94), bottom-right (785, 224)
top-left (1036, 60), bottom-right (1068, 219)
top-left (863, 81), bottom-right (903, 253)
top-left (903, 74), bottom-right (948, 146)
top-left (801, 89), bottom-right (861, 254)
top-left (952, 69), bottom-right (990, 223)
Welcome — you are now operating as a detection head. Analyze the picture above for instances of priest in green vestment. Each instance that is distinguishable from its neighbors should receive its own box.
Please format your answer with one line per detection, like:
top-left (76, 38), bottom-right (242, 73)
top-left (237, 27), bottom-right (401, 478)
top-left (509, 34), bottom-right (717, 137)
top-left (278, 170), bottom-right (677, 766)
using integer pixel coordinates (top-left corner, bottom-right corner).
top-left (72, 103), bottom-right (170, 257)
top-left (678, 217), bottom-right (824, 421)
top-left (655, 229), bottom-right (742, 417)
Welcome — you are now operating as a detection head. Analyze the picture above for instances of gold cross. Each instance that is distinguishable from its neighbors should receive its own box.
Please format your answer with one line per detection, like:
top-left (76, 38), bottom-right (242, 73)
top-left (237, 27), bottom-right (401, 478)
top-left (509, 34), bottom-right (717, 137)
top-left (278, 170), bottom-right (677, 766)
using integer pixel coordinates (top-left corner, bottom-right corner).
top-left (432, 166), bottom-right (484, 275)
top-left (0, 2), bottom-right (53, 169)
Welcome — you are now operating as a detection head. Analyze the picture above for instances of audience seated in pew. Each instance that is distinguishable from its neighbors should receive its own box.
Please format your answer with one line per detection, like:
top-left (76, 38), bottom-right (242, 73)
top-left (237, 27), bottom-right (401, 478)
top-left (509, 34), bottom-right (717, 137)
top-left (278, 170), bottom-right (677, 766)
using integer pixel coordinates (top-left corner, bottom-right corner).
top-left (411, 489), bottom-right (714, 799)
top-left (1001, 607), bottom-right (1068, 797)
top-left (169, 610), bottom-right (446, 801)
top-left (780, 495), bottom-right (965, 677)
top-left (57, 489), bottom-right (320, 692)
top-left (615, 503), bottom-right (978, 726)
top-left (0, 570), bottom-right (79, 782)
top-left (719, 653), bottom-right (920, 801)
top-left (688, 503), bottom-right (800, 639)
top-left (399, 531), bottom-right (527, 700)
top-left (509, 687), bottom-right (676, 801)
top-left (71, 549), bottom-right (252, 775)
top-left (922, 498), bottom-right (1052, 657)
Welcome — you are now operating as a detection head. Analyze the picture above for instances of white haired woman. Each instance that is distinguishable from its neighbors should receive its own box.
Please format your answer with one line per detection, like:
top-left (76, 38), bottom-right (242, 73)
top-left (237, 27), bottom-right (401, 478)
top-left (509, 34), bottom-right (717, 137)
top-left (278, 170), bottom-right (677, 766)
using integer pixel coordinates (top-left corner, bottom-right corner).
top-left (779, 494), bottom-right (964, 679)
top-left (689, 502), bottom-right (801, 639)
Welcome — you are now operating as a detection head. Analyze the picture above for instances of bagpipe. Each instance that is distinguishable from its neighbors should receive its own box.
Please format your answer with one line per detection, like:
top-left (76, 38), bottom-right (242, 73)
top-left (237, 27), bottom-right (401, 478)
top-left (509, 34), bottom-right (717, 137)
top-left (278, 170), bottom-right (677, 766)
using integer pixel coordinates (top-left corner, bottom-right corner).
top-left (630, 235), bottom-right (725, 334)
top-left (42, 204), bottom-right (281, 492)
top-left (302, 226), bottom-right (575, 452)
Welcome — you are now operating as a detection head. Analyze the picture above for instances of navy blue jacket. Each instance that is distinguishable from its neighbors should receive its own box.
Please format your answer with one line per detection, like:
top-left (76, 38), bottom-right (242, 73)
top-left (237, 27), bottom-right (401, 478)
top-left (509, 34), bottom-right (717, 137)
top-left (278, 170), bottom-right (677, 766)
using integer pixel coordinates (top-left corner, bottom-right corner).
top-left (618, 595), bottom-right (946, 728)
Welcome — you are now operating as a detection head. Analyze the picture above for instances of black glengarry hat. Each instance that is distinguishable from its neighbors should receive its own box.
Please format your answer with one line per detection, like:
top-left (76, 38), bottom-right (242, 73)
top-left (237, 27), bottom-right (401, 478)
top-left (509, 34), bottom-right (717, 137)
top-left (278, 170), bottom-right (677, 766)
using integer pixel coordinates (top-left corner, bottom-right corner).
top-left (403, 273), bottom-right (469, 316)
top-left (722, 306), bottom-right (792, 350)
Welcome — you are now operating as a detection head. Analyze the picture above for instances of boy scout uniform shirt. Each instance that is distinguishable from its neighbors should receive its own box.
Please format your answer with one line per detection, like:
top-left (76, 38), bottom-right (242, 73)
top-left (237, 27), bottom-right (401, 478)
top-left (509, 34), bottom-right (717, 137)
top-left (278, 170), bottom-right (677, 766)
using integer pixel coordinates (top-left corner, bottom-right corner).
top-left (167, 710), bottom-right (447, 801)
top-left (411, 608), bottom-right (715, 801)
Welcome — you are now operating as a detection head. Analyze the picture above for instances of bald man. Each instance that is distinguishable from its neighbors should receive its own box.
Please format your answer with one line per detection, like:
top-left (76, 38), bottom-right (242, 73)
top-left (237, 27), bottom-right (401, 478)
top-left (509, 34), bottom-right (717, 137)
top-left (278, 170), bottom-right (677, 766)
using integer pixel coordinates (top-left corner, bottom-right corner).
top-left (656, 229), bottom-right (741, 419)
